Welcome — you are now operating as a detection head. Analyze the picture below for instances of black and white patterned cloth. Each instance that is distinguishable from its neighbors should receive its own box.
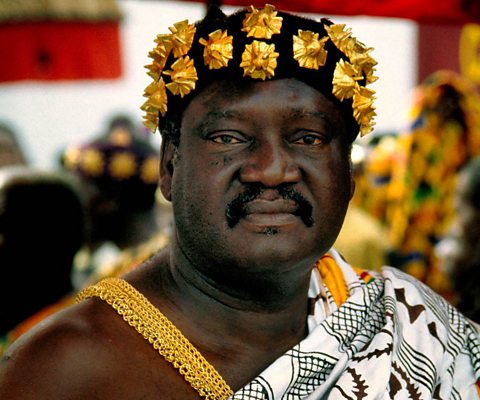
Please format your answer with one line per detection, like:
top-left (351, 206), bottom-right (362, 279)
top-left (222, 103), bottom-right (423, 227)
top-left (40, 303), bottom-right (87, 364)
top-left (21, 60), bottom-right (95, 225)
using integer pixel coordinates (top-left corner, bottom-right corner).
top-left (232, 250), bottom-right (480, 399)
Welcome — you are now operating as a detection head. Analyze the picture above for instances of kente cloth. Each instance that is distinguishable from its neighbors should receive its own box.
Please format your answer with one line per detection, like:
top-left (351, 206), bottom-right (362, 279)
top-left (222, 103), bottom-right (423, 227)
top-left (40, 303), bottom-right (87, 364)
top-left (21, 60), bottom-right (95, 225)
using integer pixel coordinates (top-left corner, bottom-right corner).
top-left (385, 70), bottom-right (480, 289)
top-left (233, 250), bottom-right (480, 399)
top-left (78, 249), bottom-right (480, 399)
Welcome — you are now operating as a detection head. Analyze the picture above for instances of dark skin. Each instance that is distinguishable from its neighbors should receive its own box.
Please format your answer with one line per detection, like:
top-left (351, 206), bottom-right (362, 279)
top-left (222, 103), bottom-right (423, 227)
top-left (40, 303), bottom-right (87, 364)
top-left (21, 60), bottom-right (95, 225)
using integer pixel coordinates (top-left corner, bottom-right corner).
top-left (0, 78), bottom-right (354, 399)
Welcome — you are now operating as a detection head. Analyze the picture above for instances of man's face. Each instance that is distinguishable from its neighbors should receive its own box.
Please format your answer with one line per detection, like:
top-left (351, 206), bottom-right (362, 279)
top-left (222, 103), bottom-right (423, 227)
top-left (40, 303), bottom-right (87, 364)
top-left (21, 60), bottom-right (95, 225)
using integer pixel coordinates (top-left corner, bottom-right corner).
top-left (163, 78), bottom-right (354, 276)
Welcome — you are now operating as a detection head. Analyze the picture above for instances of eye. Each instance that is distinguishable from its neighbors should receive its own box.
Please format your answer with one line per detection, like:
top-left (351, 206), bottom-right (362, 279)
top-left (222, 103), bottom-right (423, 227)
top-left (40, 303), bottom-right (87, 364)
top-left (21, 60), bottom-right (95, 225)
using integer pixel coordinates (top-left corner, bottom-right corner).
top-left (292, 133), bottom-right (325, 146)
top-left (209, 133), bottom-right (245, 145)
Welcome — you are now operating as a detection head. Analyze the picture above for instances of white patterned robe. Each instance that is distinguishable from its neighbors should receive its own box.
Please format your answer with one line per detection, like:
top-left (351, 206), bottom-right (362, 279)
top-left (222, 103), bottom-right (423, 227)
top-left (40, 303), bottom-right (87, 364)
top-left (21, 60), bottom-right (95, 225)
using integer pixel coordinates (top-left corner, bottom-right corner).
top-left (232, 250), bottom-right (480, 399)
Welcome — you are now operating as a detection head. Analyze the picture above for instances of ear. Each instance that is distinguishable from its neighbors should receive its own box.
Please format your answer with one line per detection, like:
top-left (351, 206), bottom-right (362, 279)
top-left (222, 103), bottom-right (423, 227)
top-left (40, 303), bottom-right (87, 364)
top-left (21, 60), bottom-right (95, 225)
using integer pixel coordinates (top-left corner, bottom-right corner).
top-left (159, 137), bottom-right (175, 201)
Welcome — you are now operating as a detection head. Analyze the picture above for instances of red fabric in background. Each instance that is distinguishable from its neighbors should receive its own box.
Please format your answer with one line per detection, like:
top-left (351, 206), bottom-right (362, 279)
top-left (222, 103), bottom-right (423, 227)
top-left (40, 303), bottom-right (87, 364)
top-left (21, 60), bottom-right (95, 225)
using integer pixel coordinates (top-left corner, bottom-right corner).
top-left (418, 24), bottom-right (462, 82)
top-left (0, 21), bottom-right (122, 82)
top-left (192, 0), bottom-right (480, 24)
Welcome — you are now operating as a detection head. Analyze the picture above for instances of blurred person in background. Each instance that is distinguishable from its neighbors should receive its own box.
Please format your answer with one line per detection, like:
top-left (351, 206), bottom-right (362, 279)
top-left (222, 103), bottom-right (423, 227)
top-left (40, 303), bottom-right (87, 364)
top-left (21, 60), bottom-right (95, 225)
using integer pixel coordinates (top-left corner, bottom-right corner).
top-left (0, 115), bottom-right (173, 355)
top-left (354, 133), bottom-right (403, 225)
top-left (386, 70), bottom-right (480, 295)
top-left (436, 155), bottom-right (480, 322)
top-left (0, 166), bottom-right (86, 350)
top-left (59, 113), bottom-right (171, 289)
top-left (333, 142), bottom-right (390, 271)
top-left (0, 122), bottom-right (28, 167)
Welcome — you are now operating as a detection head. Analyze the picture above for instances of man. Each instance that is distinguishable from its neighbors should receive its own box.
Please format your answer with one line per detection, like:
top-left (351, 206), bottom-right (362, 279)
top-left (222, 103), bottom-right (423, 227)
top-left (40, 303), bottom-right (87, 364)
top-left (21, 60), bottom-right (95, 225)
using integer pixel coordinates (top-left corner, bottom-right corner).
top-left (0, 5), bottom-right (479, 399)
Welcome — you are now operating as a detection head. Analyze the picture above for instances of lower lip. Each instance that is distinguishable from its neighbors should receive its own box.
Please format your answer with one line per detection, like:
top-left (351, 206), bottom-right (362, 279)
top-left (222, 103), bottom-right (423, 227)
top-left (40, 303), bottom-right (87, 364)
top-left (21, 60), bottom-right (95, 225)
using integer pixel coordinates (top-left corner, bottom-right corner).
top-left (241, 213), bottom-right (299, 229)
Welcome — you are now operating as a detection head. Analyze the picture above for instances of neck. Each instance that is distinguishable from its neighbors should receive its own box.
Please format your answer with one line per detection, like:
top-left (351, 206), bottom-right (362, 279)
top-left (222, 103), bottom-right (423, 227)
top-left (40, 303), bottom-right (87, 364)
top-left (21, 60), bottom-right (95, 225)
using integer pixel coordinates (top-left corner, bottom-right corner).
top-left (159, 239), bottom-right (314, 348)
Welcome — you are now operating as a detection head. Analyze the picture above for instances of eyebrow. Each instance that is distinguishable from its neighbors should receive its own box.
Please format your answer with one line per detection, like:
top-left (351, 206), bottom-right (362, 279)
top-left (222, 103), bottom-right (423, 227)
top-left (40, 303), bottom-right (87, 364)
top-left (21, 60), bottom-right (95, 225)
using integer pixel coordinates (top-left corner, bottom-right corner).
top-left (285, 109), bottom-right (330, 121)
top-left (191, 108), bottom-right (334, 135)
top-left (286, 109), bottom-right (337, 134)
top-left (193, 109), bottom-right (245, 133)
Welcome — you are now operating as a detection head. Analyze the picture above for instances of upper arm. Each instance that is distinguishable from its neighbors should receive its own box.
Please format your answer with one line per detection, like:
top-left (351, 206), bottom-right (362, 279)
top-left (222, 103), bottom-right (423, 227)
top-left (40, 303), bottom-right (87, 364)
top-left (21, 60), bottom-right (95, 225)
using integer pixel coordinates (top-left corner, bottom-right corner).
top-left (0, 302), bottom-right (119, 399)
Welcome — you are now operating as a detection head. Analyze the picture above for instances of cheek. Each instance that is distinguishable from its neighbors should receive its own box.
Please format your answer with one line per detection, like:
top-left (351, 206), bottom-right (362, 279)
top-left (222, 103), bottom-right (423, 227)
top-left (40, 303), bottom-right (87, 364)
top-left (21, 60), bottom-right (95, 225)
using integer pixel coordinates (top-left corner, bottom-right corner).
top-left (171, 156), bottom-right (229, 221)
top-left (307, 157), bottom-right (352, 233)
top-left (176, 149), bottom-right (240, 195)
top-left (308, 154), bottom-right (352, 197)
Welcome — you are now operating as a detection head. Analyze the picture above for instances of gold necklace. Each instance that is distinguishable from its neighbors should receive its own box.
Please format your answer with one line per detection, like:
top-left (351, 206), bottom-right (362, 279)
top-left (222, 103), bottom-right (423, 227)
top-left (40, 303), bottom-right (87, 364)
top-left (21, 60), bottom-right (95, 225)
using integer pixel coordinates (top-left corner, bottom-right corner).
top-left (77, 277), bottom-right (234, 400)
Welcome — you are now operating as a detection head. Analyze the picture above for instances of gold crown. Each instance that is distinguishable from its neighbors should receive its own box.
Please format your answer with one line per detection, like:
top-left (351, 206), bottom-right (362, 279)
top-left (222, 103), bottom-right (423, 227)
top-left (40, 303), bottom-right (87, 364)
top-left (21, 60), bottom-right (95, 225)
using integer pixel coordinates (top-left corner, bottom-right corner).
top-left (62, 145), bottom-right (159, 184)
top-left (141, 4), bottom-right (377, 136)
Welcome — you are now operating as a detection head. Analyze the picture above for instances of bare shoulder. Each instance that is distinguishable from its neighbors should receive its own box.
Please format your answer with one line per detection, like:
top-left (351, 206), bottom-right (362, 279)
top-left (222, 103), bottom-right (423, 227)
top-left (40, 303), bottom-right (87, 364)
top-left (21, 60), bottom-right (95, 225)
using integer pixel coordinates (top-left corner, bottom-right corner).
top-left (0, 257), bottom-right (201, 399)
top-left (0, 299), bottom-right (124, 398)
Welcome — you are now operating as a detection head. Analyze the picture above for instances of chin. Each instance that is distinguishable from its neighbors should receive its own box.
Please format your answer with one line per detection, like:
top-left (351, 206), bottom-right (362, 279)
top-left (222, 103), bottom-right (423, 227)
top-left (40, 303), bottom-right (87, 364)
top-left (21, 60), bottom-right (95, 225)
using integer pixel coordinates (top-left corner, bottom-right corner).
top-left (235, 236), bottom-right (321, 270)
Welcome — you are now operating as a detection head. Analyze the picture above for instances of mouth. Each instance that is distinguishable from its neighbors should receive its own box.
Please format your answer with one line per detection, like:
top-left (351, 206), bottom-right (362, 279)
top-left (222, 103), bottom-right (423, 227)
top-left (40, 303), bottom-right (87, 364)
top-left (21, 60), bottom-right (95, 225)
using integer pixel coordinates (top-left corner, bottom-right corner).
top-left (246, 198), bottom-right (298, 213)
top-left (242, 213), bottom-right (300, 234)
top-left (243, 198), bottom-right (299, 226)
top-left (226, 186), bottom-right (314, 230)
top-left (242, 199), bottom-right (299, 231)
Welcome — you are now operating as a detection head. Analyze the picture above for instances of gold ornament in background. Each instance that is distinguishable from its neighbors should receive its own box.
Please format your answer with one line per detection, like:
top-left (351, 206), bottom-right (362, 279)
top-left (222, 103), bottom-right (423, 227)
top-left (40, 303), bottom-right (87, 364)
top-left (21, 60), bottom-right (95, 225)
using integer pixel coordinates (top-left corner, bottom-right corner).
top-left (109, 153), bottom-right (136, 180)
top-left (163, 56), bottom-right (198, 97)
top-left (62, 146), bottom-right (81, 169)
top-left (293, 30), bottom-right (328, 69)
top-left (199, 29), bottom-right (234, 70)
top-left (140, 156), bottom-right (160, 184)
top-left (242, 4), bottom-right (282, 39)
top-left (240, 40), bottom-right (279, 80)
top-left (110, 129), bottom-right (132, 147)
top-left (81, 148), bottom-right (104, 176)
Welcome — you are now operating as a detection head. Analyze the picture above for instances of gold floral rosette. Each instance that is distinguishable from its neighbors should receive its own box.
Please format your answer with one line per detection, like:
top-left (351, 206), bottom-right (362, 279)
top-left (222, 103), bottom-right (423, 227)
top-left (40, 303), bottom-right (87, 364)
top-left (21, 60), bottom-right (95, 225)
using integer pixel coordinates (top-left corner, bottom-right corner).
top-left (141, 4), bottom-right (377, 137)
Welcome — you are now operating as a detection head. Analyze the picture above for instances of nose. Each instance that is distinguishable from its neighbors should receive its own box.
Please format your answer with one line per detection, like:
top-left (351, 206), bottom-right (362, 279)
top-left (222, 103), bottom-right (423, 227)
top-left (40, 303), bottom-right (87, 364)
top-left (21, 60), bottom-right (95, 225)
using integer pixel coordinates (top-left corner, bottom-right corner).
top-left (239, 138), bottom-right (301, 187)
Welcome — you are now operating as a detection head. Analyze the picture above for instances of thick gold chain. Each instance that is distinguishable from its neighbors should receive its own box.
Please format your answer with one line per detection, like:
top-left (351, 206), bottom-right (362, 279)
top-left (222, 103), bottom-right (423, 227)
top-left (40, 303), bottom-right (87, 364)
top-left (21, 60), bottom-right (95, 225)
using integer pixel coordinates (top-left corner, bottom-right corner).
top-left (77, 277), bottom-right (234, 400)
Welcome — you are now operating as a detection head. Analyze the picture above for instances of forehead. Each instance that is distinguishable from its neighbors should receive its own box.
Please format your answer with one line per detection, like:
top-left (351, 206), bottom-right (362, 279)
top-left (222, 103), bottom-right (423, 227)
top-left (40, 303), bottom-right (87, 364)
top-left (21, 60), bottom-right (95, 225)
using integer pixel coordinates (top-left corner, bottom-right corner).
top-left (182, 78), bottom-right (345, 128)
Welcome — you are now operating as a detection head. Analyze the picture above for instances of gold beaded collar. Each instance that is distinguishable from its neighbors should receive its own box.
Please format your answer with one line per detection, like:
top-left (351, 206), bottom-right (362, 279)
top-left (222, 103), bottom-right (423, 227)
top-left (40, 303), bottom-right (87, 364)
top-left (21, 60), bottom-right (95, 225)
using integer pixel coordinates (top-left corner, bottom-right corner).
top-left (141, 4), bottom-right (377, 137)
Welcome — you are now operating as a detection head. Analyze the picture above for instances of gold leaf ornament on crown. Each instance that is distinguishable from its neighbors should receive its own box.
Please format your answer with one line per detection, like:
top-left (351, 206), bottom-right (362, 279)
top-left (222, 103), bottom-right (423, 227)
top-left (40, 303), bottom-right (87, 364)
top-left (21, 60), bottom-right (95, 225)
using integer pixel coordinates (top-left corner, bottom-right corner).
top-left (141, 4), bottom-right (377, 136)
top-left (241, 4), bottom-right (283, 39)
top-left (240, 40), bottom-right (279, 79)
top-left (293, 30), bottom-right (329, 69)
top-left (199, 29), bottom-right (234, 69)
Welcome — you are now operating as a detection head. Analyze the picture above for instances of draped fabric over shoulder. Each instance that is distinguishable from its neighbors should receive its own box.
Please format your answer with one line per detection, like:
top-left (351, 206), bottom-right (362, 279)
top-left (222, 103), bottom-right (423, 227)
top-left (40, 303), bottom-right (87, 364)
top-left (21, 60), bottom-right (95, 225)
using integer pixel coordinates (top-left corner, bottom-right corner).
top-left (78, 249), bottom-right (480, 399)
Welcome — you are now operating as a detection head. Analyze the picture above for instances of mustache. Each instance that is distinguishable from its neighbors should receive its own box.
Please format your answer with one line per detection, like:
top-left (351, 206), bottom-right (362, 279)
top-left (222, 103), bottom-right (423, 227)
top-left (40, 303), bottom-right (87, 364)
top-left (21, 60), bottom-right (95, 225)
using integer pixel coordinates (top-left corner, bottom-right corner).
top-left (225, 184), bottom-right (314, 228)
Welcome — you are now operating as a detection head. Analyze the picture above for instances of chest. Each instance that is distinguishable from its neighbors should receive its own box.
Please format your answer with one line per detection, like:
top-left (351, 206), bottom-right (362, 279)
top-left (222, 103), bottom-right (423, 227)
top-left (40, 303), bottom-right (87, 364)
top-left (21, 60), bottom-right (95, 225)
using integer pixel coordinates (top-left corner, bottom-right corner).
top-left (84, 335), bottom-right (282, 400)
